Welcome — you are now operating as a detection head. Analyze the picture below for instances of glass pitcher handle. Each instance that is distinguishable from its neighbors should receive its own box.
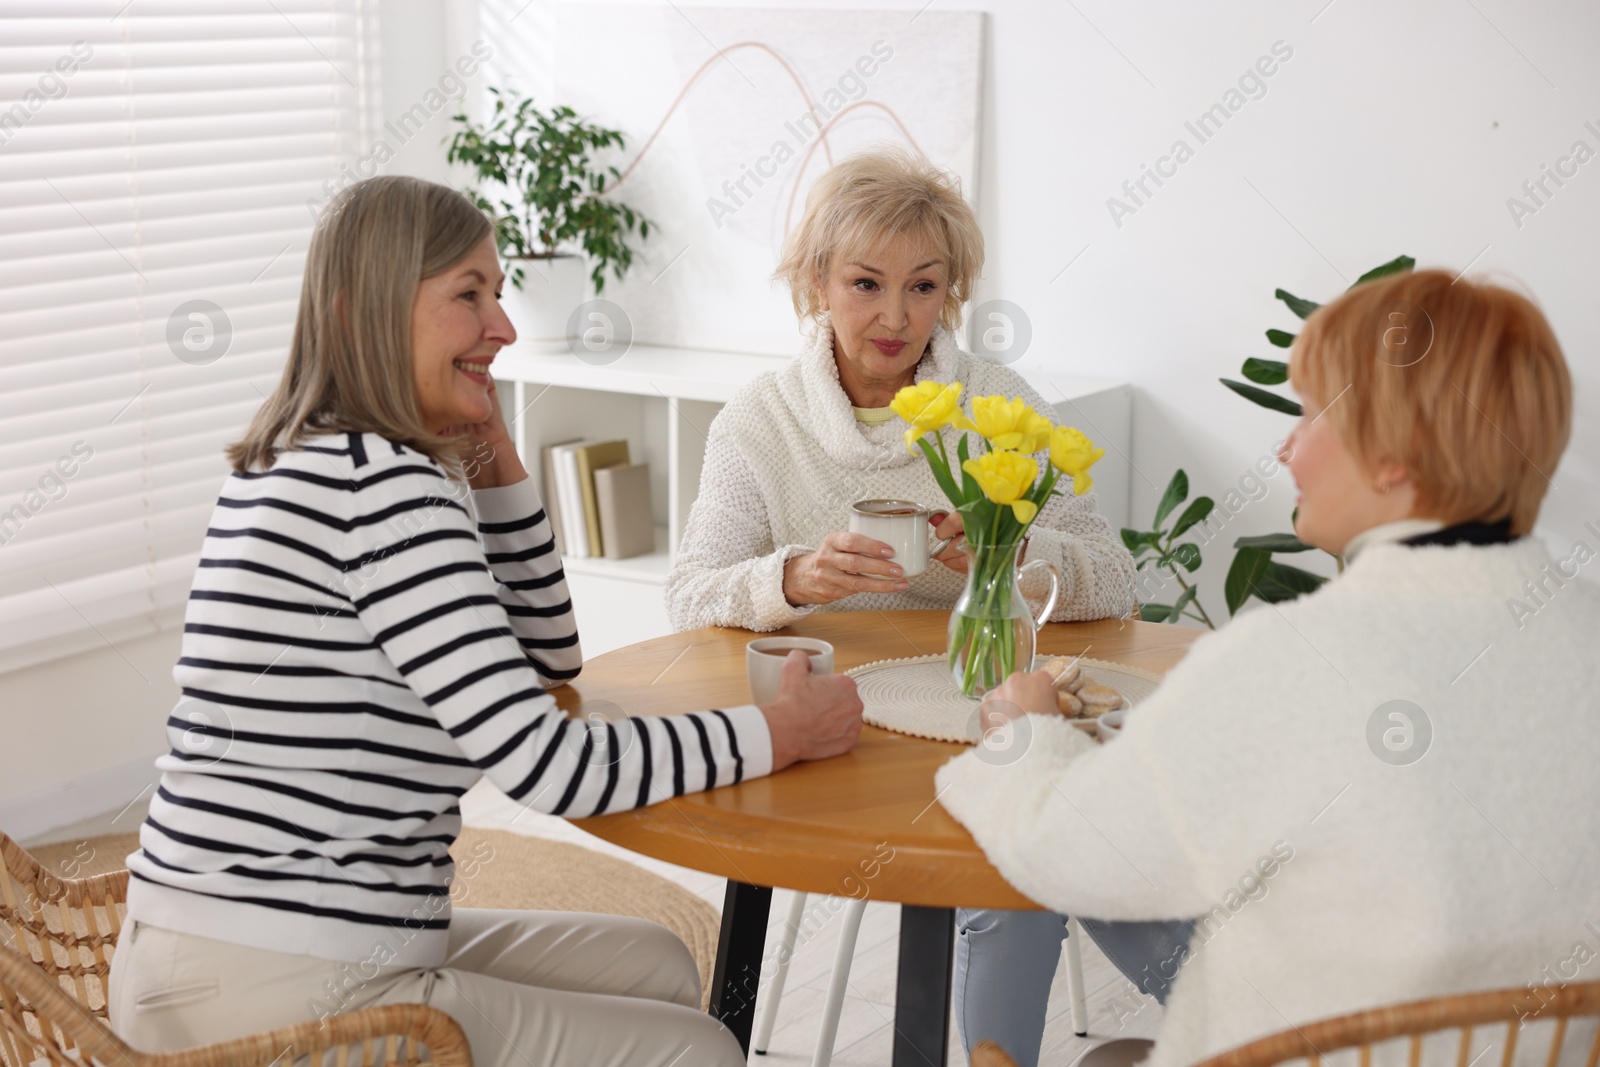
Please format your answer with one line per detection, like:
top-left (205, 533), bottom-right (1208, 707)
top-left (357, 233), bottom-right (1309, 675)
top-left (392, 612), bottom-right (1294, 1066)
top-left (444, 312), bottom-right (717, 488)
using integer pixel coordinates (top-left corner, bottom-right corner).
top-left (1019, 558), bottom-right (1061, 630)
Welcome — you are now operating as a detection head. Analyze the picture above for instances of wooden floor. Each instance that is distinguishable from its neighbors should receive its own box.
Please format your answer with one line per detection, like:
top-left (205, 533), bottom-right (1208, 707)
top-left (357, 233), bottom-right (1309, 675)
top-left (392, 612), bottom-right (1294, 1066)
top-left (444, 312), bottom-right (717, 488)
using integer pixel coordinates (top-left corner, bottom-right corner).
top-left (461, 782), bottom-right (1166, 1066)
top-left (28, 782), bottom-right (1166, 1066)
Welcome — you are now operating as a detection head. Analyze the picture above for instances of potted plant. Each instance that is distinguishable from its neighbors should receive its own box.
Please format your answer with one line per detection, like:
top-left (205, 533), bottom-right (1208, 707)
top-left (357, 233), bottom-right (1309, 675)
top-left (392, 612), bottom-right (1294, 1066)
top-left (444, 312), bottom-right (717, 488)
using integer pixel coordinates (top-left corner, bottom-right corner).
top-left (1218, 255), bottom-right (1414, 614)
top-left (447, 87), bottom-right (653, 352)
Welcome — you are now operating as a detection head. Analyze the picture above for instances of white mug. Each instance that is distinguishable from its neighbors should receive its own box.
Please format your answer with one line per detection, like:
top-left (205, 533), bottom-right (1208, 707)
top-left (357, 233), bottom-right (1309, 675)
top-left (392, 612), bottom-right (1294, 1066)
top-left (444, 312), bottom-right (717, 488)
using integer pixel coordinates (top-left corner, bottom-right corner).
top-left (746, 637), bottom-right (835, 705)
top-left (848, 499), bottom-right (956, 577)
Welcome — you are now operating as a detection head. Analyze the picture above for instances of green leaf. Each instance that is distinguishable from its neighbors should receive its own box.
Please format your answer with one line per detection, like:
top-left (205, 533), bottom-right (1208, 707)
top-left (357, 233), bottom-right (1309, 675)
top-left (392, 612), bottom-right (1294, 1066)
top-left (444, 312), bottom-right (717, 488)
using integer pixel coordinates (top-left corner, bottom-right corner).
top-left (1220, 379), bottom-right (1303, 417)
top-left (956, 434), bottom-right (979, 503)
top-left (1140, 602), bottom-right (1175, 623)
top-left (1241, 358), bottom-right (1289, 386)
top-left (1265, 328), bottom-right (1296, 349)
top-left (1232, 533), bottom-right (1315, 553)
top-left (916, 437), bottom-right (961, 505)
top-left (1169, 586), bottom-right (1199, 623)
top-left (1153, 469), bottom-right (1188, 530)
top-left (1169, 496), bottom-right (1214, 541)
top-left (1170, 542), bottom-right (1201, 572)
top-left (1120, 528), bottom-right (1145, 553)
top-left (1274, 288), bottom-right (1321, 320)
top-left (1225, 547), bottom-right (1270, 615)
top-left (1255, 561), bottom-right (1327, 602)
top-left (1352, 255), bottom-right (1415, 287)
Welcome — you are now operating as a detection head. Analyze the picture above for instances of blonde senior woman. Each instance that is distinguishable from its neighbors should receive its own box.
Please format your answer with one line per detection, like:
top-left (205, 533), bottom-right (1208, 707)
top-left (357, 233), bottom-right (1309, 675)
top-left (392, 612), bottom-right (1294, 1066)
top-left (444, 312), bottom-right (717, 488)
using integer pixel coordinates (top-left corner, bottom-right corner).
top-left (666, 149), bottom-right (1155, 1067)
top-left (665, 148), bottom-right (1135, 630)
top-left (107, 176), bottom-right (862, 1067)
top-left (945, 269), bottom-right (1597, 1067)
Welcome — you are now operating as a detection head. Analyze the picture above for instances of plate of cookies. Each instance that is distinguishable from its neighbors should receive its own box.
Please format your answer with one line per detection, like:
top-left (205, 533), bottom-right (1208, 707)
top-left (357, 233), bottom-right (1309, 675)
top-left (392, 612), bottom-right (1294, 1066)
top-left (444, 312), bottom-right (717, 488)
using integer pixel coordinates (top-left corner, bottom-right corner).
top-left (1037, 656), bottom-right (1145, 741)
top-left (846, 652), bottom-right (1164, 744)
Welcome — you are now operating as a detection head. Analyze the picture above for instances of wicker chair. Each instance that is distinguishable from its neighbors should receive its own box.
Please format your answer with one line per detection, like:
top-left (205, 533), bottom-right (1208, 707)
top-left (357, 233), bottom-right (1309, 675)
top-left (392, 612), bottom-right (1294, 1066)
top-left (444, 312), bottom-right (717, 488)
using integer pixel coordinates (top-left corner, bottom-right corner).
top-left (0, 832), bottom-right (472, 1067)
top-left (0, 831), bottom-right (127, 1019)
top-left (969, 981), bottom-right (1600, 1067)
top-left (1191, 981), bottom-right (1600, 1067)
top-left (0, 945), bottom-right (471, 1067)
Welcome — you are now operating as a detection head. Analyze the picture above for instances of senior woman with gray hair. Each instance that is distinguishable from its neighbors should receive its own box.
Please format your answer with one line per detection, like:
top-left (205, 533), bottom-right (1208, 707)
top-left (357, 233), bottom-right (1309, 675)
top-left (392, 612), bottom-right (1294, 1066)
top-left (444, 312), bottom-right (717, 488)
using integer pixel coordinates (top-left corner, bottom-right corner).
top-left (666, 149), bottom-right (1180, 1067)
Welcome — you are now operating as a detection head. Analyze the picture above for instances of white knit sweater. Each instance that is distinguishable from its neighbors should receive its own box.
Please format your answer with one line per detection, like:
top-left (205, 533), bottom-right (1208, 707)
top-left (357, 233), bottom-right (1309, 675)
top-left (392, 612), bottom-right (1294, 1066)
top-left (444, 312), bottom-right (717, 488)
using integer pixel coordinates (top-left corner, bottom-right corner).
top-left (665, 320), bottom-right (1136, 631)
top-left (937, 538), bottom-right (1600, 1067)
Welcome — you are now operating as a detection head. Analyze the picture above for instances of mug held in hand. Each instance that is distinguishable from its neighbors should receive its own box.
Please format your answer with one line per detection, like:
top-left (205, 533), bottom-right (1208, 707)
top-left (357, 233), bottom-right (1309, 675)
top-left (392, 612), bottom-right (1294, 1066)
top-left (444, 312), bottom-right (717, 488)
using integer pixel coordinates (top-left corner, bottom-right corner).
top-left (746, 637), bottom-right (835, 705)
top-left (848, 499), bottom-right (956, 577)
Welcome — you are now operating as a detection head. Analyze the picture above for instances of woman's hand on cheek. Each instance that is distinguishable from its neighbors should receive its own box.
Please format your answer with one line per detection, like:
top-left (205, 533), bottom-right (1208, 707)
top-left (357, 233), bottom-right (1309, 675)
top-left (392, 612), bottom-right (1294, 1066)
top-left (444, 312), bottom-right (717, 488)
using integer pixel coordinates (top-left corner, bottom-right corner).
top-left (460, 378), bottom-right (527, 490)
top-left (931, 510), bottom-right (968, 573)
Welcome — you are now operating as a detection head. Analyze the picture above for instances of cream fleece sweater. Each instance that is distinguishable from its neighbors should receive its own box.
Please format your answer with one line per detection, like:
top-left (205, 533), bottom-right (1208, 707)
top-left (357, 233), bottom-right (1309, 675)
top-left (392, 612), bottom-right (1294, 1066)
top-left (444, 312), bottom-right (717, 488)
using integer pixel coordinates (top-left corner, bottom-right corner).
top-left (938, 538), bottom-right (1600, 1067)
top-left (665, 320), bottom-right (1137, 632)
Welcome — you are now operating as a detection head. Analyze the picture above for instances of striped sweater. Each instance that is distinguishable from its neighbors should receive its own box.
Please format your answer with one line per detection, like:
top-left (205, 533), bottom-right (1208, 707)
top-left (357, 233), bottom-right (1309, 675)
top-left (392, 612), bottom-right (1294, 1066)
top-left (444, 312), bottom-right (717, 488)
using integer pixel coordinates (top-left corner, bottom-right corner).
top-left (126, 432), bottom-right (771, 967)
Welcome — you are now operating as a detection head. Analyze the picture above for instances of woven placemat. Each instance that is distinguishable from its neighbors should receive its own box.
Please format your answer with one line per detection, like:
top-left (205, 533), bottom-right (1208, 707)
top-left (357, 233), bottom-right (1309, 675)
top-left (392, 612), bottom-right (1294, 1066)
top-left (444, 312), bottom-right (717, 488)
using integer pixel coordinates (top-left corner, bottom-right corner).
top-left (847, 653), bottom-right (1164, 743)
top-left (28, 825), bottom-right (721, 1011)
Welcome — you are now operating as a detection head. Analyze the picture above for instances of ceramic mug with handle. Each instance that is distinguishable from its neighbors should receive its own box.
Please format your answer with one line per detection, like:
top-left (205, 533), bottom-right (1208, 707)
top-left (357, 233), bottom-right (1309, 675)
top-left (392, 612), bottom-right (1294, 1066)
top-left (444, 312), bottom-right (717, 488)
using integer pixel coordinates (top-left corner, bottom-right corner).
top-left (847, 499), bottom-right (958, 577)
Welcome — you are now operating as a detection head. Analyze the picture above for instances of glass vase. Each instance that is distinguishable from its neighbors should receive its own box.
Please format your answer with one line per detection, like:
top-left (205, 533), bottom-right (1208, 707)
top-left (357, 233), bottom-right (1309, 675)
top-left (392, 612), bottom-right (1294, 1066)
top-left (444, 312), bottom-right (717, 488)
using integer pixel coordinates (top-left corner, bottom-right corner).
top-left (947, 540), bottom-right (1061, 698)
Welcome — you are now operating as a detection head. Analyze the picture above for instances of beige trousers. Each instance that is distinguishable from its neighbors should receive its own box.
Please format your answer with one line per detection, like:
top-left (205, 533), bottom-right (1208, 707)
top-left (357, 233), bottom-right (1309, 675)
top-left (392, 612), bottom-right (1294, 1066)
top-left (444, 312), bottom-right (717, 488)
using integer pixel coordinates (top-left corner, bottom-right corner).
top-left (108, 910), bottom-right (744, 1067)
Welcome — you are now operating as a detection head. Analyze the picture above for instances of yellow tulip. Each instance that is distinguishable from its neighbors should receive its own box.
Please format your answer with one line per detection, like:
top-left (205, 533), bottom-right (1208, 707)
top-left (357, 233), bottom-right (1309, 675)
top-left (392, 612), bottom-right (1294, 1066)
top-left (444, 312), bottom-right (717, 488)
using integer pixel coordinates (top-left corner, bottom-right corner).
top-left (1050, 425), bottom-right (1105, 495)
top-left (962, 450), bottom-right (1040, 524)
top-left (968, 395), bottom-right (1052, 453)
top-left (890, 380), bottom-right (971, 452)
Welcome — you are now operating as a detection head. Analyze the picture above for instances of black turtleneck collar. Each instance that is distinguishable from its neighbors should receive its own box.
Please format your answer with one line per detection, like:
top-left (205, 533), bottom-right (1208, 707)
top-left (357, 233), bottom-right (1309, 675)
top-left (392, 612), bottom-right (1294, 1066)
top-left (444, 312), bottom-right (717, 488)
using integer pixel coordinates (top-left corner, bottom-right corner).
top-left (1400, 518), bottom-right (1516, 549)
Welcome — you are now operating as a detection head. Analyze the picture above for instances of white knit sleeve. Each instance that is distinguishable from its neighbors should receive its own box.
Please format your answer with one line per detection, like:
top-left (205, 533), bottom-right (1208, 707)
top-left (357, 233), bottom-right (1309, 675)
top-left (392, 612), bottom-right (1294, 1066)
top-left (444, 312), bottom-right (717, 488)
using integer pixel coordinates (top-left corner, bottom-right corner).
top-left (664, 414), bottom-right (818, 632)
top-left (936, 608), bottom-right (1342, 920)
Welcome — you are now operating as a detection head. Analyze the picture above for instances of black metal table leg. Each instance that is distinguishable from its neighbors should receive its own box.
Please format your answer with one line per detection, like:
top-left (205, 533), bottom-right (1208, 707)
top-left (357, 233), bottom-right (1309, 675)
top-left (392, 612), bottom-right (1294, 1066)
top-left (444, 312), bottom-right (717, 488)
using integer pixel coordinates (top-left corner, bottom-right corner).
top-left (709, 879), bottom-right (773, 1053)
top-left (894, 905), bottom-right (956, 1067)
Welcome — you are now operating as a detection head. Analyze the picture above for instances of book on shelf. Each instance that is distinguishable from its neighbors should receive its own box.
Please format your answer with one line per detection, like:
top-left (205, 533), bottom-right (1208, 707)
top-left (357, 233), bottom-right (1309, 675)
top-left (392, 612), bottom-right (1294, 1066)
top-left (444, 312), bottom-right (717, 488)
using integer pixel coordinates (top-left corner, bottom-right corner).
top-left (594, 463), bottom-right (654, 560)
top-left (553, 444), bottom-right (589, 557)
top-left (538, 438), bottom-right (582, 557)
top-left (572, 440), bottom-right (631, 558)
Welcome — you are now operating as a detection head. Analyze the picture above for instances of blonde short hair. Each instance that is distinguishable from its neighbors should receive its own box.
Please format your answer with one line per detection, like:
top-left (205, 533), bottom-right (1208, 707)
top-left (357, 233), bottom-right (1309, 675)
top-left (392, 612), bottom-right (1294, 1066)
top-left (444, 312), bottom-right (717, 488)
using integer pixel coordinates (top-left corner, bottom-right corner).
top-left (228, 176), bottom-right (492, 473)
top-left (1290, 269), bottom-right (1571, 536)
top-left (774, 148), bottom-right (983, 332)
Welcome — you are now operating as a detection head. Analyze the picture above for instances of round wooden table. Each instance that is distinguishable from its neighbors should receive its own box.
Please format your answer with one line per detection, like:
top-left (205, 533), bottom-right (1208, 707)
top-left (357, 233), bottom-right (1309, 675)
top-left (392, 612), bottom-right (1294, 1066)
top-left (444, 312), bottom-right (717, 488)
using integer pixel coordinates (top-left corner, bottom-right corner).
top-left (561, 611), bottom-right (1201, 1064)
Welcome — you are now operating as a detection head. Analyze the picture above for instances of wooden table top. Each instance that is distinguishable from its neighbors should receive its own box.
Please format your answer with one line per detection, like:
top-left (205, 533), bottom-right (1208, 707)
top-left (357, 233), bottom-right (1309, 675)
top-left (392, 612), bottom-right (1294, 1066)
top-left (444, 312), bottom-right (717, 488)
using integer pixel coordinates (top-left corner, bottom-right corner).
top-left (564, 610), bottom-right (1202, 910)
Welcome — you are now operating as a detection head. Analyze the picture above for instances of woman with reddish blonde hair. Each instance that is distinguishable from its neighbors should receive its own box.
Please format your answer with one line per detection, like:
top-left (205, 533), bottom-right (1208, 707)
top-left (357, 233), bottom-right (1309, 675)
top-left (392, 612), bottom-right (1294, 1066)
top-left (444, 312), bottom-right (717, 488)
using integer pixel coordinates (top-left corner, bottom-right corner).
top-left (943, 270), bottom-right (1596, 1067)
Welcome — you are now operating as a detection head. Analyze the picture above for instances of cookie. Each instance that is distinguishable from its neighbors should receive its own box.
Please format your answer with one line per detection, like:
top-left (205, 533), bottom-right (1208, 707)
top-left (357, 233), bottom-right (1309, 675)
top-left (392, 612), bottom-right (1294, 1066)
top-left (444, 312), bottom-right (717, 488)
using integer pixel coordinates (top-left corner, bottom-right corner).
top-left (1077, 682), bottom-right (1124, 715)
top-left (1056, 689), bottom-right (1084, 716)
top-left (1042, 657), bottom-right (1081, 691)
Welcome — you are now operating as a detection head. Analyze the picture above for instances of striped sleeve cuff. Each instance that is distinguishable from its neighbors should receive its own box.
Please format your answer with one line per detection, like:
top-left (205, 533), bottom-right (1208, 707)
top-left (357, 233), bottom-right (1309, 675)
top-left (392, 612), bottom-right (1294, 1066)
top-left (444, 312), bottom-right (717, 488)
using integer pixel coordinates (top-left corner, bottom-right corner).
top-left (719, 703), bottom-right (774, 781)
top-left (471, 476), bottom-right (546, 530)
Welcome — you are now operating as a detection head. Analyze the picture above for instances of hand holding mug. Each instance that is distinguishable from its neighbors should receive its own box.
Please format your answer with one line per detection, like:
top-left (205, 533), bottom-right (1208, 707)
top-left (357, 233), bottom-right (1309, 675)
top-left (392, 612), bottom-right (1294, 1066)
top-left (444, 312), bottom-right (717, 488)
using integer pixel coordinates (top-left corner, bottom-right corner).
top-left (759, 650), bottom-right (864, 771)
top-left (782, 531), bottom-right (911, 606)
top-left (929, 509), bottom-right (968, 574)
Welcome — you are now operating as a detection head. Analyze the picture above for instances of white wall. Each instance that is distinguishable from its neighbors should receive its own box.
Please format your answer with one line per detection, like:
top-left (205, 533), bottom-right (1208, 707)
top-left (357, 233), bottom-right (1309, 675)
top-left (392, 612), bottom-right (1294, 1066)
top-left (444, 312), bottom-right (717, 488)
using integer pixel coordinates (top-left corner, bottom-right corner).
top-left (479, 0), bottom-right (1600, 619)
top-left (7, 0), bottom-right (1596, 828)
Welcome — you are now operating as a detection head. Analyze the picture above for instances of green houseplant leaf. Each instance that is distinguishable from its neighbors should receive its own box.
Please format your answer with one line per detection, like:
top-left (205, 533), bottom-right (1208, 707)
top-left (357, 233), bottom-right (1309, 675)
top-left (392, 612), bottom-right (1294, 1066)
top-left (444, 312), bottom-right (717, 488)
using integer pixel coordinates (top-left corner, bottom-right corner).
top-left (1225, 547), bottom-right (1270, 615)
top-left (1169, 496), bottom-right (1214, 541)
top-left (1240, 358), bottom-right (1289, 386)
top-left (1233, 532), bottom-right (1315, 553)
top-left (1352, 255), bottom-right (1415, 286)
top-left (1220, 379), bottom-right (1303, 417)
top-left (1153, 469), bottom-right (1188, 530)
top-left (1265, 328), bottom-right (1296, 349)
top-left (1274, 288), bottom-right (1320, 319)
top-left (1255, 561), bottom-right (1326, 601)
top-left (1168, 585), bottom-right (1199, 623)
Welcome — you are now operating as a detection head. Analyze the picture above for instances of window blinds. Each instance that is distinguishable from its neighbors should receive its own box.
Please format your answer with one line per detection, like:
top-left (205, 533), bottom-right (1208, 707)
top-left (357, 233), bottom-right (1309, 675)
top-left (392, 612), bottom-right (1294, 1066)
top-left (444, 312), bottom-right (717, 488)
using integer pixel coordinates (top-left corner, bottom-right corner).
top-left (0, 1), bottom-right (379, 673)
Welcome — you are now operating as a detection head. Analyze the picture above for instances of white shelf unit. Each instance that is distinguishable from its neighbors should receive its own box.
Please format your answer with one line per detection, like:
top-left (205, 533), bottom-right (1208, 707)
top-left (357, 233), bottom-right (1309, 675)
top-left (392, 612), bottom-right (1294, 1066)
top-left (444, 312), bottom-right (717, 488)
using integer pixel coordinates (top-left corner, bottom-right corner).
top-left (494, 343), bottom-right (1131, 656)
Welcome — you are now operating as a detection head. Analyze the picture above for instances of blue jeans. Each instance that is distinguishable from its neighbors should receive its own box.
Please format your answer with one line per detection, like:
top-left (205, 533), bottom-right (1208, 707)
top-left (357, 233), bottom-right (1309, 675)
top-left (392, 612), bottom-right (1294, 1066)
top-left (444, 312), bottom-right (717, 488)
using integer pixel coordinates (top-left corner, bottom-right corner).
top-left (953, 909), bottom-right (1195, 1067)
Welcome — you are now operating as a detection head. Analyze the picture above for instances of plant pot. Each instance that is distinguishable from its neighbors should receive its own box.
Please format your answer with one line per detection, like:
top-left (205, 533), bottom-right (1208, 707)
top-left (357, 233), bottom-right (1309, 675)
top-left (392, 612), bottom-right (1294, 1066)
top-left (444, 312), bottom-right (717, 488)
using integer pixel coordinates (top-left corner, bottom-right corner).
top-left (502, 254), bottom-right (588, 354)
